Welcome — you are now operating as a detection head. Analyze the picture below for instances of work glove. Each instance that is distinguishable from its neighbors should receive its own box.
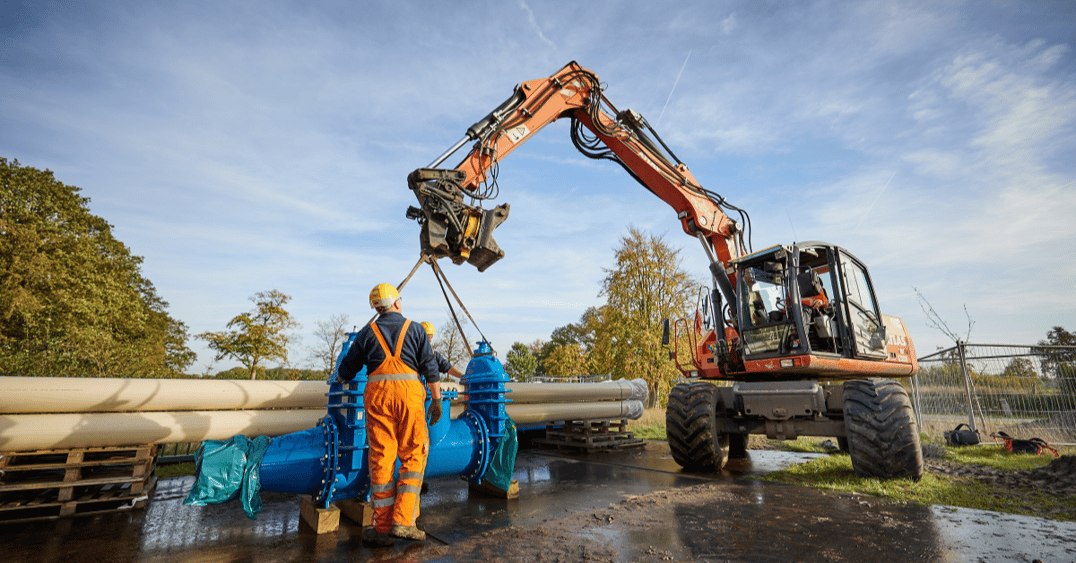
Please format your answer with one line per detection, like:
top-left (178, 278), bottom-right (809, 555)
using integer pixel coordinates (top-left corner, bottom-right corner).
top-left (428, 399), bottom-right (443, 426)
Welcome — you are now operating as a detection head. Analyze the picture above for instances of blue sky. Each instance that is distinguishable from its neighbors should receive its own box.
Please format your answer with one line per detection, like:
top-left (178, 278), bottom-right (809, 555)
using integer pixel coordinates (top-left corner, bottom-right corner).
top-left (2, 1), bottom-right (1075, 374)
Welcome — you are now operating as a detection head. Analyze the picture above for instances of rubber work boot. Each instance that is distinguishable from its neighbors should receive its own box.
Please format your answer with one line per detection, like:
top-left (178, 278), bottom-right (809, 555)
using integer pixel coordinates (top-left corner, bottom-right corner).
top-left (362, 527), bottom-right (394, 547)
top-left (390, 525), bottom-right (426, 541)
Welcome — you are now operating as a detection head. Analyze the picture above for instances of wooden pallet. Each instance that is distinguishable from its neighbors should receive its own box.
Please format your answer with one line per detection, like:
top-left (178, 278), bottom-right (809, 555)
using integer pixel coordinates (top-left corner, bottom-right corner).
top-left (535, 419), bottom-right (646, 453)
top-left (0, 445), bottom-right (157, 524)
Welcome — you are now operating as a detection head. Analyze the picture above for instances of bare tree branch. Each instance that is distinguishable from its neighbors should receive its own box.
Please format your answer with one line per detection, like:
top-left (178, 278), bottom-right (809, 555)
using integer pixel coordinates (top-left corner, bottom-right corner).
top-left (914, 287), bottom-right (974, 344)
top-left (306, 313), bottom-right (350, 375)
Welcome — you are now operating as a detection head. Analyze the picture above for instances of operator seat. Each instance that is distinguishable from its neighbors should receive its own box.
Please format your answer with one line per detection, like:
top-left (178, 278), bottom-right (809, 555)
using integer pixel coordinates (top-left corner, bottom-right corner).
top-left (797, 270), bottom-right (837, 352)
top-left (798, 270), bottom-right (824, 299)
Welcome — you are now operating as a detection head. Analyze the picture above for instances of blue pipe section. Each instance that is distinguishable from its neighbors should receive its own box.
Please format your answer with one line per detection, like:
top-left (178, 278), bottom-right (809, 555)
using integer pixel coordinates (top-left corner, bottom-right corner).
top-left (255, 337), bottom-right (509, 509)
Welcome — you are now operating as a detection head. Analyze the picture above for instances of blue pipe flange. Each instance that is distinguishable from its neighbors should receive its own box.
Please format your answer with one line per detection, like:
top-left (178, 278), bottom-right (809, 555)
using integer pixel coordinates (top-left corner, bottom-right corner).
top-left (318, 415), bottom-right (339, 509)
top-left (457, 409), bottom-right (491, 482)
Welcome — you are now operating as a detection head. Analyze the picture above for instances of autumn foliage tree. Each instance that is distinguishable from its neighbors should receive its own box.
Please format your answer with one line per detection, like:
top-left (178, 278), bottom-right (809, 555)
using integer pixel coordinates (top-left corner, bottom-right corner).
top-left (198, 290), bottom-right (298, 380)
top-left (591, 228), bottom-right (699, 407)
top-left (0, 158), bottom-right (195, 377)
top-left (525, 308), bottom-right (601, 379)
top-left (531, 228), bottom-right (698, 404)
top-left (544, 342), bottom-right (590, 377)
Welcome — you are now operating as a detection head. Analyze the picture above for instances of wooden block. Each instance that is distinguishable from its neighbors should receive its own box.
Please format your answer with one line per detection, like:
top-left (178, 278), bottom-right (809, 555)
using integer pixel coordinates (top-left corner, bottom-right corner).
top-left (63, 467), bottom-right (82, 483)
top-left (469, 479), bottom-right (519, 499)
top-left (335, 498), bottom-right (372, 526)
top-left (299, 495), bottom-right (340, 534)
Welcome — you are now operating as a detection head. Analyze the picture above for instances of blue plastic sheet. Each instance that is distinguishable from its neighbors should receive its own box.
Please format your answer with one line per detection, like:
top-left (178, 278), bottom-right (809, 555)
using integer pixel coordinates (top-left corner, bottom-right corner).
top-left (183, 434), bottom-right (271, 520)
top-left (483, 416), bottom-right (518, 492)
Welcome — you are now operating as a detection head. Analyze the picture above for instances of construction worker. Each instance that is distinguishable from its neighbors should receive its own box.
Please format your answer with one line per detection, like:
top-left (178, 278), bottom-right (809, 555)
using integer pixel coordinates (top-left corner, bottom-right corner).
top-left (420, 321), bottom-right (464, 383)
top-left (337, 283), bottom-right (441, 547)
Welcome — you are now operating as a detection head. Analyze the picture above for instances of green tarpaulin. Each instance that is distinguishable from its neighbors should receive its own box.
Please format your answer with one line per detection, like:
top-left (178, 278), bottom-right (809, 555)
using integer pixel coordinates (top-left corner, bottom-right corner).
top-left (183, 434), bottom-right (270, 520)
top-left (483, 416), bottom-right (518, 491)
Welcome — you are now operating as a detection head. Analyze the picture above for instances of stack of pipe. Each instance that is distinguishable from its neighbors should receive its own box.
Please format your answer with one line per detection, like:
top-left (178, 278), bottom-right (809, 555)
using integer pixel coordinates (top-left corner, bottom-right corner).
top-left (452, 378), bottom-right (648, 426)
top-left (0, 376), bottom-right (648, 453)
top-left (0, 377), bottom-right (326, 453)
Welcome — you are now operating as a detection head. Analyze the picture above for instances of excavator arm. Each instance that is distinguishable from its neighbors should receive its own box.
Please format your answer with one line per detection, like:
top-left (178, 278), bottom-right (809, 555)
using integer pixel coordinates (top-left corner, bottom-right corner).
top-left (407, 61), bottom-right (748, 312)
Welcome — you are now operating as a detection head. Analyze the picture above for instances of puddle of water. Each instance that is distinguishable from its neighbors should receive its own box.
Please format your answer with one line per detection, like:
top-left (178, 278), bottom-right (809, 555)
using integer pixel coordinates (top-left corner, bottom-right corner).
top-left (929, 504), bottom-right (1076, 562)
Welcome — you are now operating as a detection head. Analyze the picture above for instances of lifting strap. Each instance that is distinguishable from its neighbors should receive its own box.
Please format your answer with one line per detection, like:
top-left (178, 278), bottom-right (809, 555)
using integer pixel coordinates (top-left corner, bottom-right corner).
top-left (427, 257), bottom-right (493, 357)
top-left (369, 253), bottom-right (494, 360)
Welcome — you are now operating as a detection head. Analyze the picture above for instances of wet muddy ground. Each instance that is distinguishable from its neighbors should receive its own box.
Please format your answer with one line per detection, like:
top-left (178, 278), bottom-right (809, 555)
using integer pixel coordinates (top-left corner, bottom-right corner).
top-left (3, 442), bottom-right (1074, 563)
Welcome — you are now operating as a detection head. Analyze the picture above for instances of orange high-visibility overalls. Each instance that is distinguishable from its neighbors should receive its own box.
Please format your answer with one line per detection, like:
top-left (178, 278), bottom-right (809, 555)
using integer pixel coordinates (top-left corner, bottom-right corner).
top-left (365, 319), bottom-right (429, 533)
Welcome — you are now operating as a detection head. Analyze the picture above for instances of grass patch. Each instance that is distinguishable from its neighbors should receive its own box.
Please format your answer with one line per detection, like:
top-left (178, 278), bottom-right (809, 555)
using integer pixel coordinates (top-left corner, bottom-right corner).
top-left (157, 462), bottom-right (196, 479)
top-left (628, 408), bottom-right (667, 440)
top-left (760, 448), bottom-right (1076, 521)
top-left (939, 443), bottom-right (1062, 471)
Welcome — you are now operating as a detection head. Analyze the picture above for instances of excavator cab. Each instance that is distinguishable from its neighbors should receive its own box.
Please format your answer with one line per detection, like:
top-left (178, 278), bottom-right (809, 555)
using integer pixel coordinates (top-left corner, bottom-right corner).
top-left (730, 242), bottom-right (888, 366)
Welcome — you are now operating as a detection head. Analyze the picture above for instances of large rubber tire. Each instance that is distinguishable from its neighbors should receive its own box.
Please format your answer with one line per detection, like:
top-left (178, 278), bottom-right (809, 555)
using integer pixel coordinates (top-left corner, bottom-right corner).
top-left (843, 378), bottom-right (924, 481)
top-left (666, 381), bottom-right (729, 471)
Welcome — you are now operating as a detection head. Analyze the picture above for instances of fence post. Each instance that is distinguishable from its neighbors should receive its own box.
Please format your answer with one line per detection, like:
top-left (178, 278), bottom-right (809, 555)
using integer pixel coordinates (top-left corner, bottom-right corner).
top-left (956, 341), bottom-right (977, 432)
top-left (910, 373), bottom-right (922, 430)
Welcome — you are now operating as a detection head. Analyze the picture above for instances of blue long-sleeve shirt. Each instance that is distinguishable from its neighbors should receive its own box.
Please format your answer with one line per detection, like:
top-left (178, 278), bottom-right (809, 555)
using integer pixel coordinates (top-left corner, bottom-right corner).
top-left (433, 351), bottom-right (455, 375)
top-left (338, 312), bottom-right (439, 383)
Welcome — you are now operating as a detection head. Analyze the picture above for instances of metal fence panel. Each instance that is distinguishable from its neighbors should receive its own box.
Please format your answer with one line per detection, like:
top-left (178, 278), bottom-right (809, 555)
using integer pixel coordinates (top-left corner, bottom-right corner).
top-left (913, 343), bottom-right (1076, 446)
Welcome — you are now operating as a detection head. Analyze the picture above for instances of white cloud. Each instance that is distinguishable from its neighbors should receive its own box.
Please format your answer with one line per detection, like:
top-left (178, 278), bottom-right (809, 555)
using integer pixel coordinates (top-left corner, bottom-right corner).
top-left (518, 0), bottom-right (556, 50)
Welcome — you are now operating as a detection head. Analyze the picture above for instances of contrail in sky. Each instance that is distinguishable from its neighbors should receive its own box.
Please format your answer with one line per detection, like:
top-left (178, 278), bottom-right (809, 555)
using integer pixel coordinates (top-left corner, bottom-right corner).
top-left (657, 50), bottom-right (692, 127)
top-left (853, 171), bottom-right (898, 235)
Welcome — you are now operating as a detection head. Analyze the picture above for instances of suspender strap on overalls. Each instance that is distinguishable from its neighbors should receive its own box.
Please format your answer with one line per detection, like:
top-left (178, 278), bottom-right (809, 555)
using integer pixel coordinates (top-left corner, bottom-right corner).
top-left (368, 319), bottom-right (419, 381)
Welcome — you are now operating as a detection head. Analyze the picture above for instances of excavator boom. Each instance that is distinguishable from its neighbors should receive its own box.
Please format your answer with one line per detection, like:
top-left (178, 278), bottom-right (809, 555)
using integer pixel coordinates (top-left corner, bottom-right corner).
top-left (407, 61), bottom-right (745, 282)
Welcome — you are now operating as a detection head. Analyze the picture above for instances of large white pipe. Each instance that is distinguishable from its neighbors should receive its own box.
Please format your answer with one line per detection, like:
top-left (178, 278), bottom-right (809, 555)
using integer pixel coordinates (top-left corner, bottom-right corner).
top-left (0, 377), bottom-right (647, 414)
top-left (0, 410), bottom-right (326, 452)
top-left (500, 379), bottom-right (648, 404)
top-left (0, 399), bottom-right (646, 452)
top-left (456, 400), bottom-right (645, 426)
top-left (0, 377), bottom-right (328, 413)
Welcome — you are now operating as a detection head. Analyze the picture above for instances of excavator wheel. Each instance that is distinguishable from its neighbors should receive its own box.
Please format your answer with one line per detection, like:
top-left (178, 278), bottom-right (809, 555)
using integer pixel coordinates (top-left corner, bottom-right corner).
top-left (843, 378), bottom-right (924, 481)
top-left (666, 381), bottom-right (729, 471)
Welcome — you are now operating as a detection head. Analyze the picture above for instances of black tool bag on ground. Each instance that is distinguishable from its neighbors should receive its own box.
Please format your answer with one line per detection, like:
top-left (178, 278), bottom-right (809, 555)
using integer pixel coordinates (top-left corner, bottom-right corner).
top-left (944, 423), bottom-right (981, 446)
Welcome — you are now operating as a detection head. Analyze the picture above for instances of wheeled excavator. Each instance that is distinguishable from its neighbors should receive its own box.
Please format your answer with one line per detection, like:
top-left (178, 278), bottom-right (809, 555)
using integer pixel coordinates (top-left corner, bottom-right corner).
top-left (405, 61), bottom-right (923, 480)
